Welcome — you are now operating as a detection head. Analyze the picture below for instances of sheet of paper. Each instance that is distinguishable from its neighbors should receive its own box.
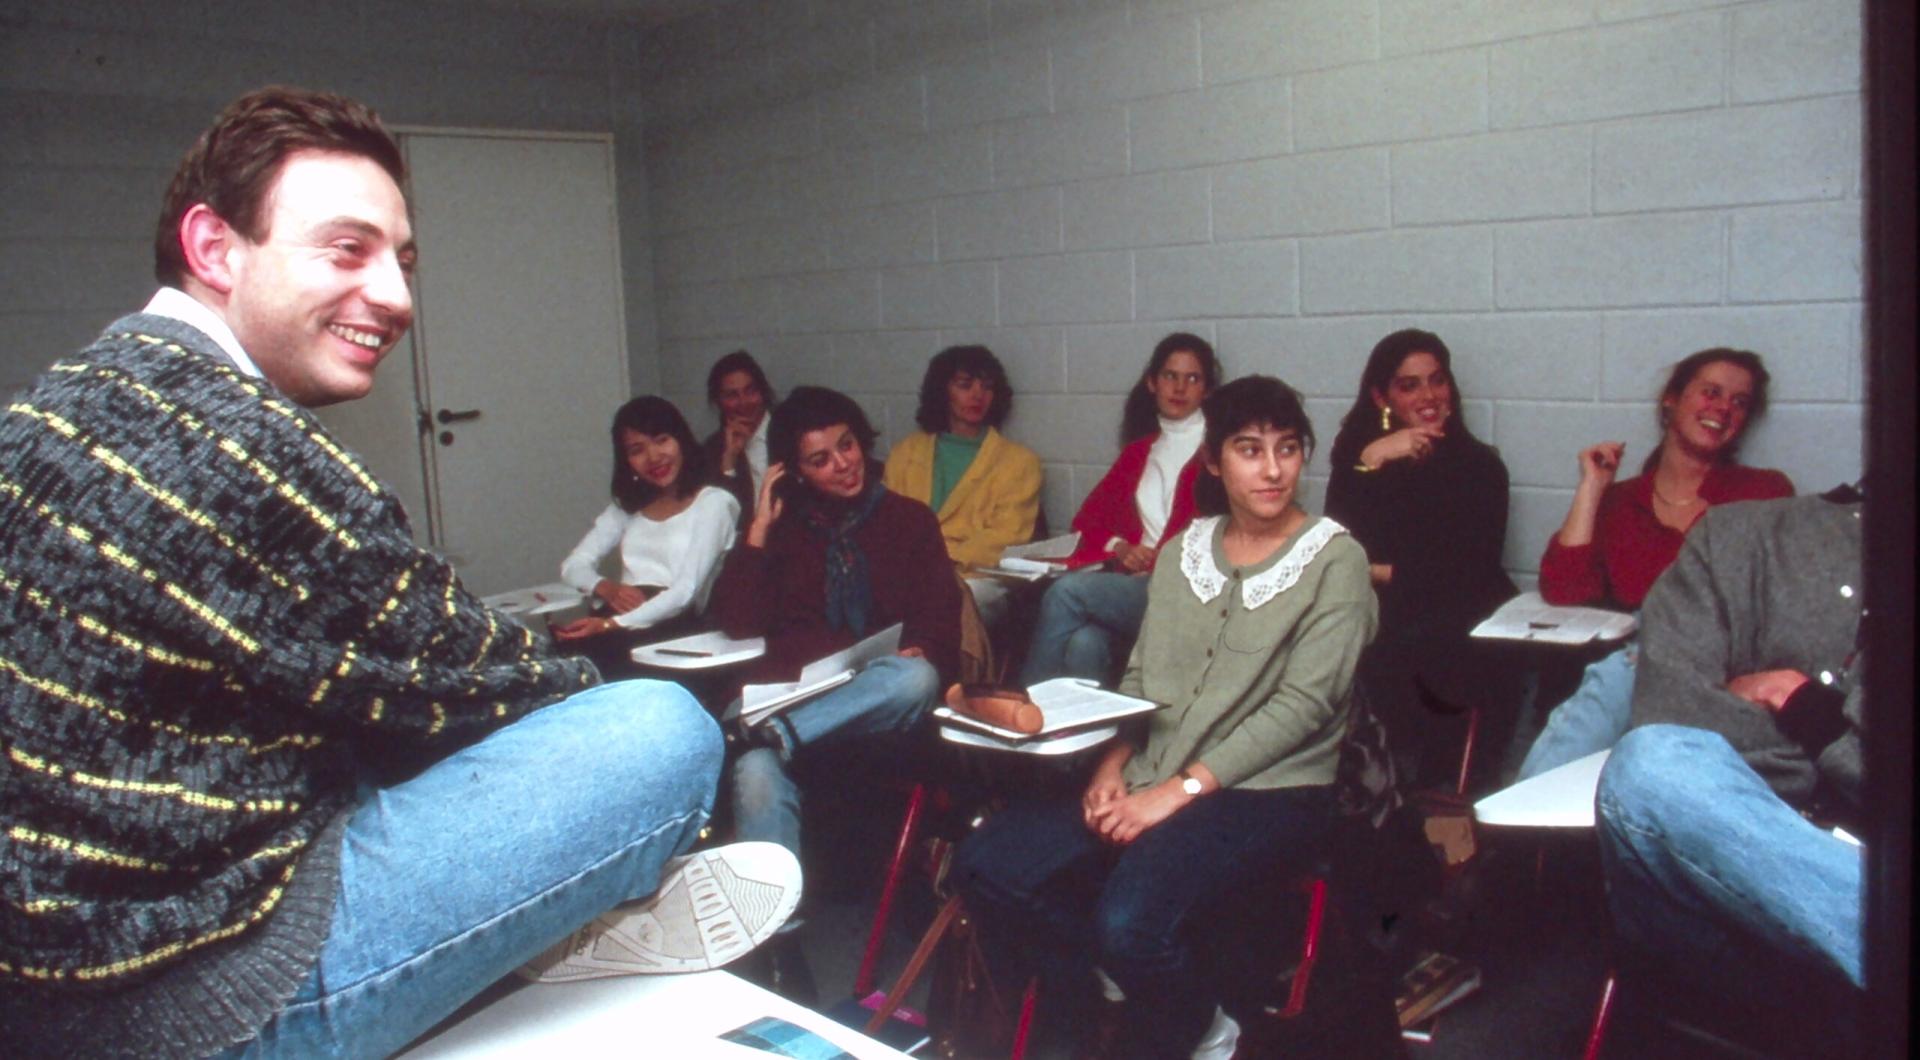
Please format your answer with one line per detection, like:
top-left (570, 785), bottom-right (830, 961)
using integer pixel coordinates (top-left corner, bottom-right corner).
top-left (934, 678), bottom-right (1159, 740)
top-left (739, 624), bottom-right (902, 723)
top-left (1001, 531), bottom-right (1079, 562)
top-left (1469, 591), bottom-right (1637, 644)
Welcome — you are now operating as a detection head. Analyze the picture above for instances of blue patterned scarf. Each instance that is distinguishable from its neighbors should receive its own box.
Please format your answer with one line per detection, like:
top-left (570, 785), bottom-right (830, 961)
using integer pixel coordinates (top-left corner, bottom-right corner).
top-left (804, 477), bottom-right (887, 636)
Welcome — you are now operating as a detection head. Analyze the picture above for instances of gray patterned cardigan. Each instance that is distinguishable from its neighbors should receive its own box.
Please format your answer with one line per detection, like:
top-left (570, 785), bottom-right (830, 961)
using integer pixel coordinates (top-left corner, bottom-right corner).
top-left (0, 314), bottom-right (598, 1056)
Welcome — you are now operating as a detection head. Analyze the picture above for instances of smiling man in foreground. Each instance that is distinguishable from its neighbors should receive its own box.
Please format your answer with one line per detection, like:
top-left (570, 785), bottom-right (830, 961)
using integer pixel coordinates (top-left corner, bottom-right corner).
top-left (0, 86), bottom-right (795, 1058)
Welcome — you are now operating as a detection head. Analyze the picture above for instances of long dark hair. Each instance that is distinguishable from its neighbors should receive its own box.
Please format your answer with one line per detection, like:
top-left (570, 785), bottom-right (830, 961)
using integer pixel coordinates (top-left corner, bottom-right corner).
top-left (609, 396), bottom-right (707, 513)
top-left (1641, 348), bottom-right (1773, 474)
top-left (914, 345), bottom-right (1014, 433)
top-left (1330, 328), bottom-right (1478, 468)
top-left (1193, 376), bottom-right (1316, 517)
top-left (767, 386), bottom-right (882, 498)
top-left (1119, 332), bottom-right (1222, 446)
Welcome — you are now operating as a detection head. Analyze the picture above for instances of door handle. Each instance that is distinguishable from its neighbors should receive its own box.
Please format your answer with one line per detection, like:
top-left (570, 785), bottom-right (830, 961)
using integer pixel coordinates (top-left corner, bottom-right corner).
top-left (436, 408), bottom-right (482, 424)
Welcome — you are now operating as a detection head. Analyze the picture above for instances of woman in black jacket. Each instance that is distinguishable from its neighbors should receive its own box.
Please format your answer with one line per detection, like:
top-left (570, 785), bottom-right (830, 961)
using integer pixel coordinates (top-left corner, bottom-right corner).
top-left (1325, 328), bottom-right (1518, 791)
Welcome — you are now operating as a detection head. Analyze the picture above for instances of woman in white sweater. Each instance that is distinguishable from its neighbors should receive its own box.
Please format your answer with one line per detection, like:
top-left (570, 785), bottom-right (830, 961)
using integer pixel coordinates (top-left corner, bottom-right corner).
top-left (554, 396), bottom-right (739, 674)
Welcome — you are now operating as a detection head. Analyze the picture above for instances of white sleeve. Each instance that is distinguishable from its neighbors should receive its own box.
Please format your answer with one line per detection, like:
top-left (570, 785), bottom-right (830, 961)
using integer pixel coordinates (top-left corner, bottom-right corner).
top-left (613, 488), bottom-right (742, 629)
top-left (561, 503), bottom-right (629, 592)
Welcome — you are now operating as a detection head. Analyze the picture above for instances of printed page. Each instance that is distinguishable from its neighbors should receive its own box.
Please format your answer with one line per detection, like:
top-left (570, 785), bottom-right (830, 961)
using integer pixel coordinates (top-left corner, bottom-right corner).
top-left (1470, 591), bottom-right (1637, 644)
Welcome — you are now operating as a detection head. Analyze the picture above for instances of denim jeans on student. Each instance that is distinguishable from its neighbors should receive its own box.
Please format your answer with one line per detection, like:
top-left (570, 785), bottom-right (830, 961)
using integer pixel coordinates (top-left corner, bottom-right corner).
top-left (1020, 569), bottom-right (1150, 686)
top-left (729, 653), bottom-right (939, 858)
top-left (1596, 725), bottom-right (1863, 1029)
top-left (229, 679), bottom-right (722, 1060)
top-left (954, 784), bottom-right (1334, 1060)
top-left (1516, 641), bottom-right (1639, 780)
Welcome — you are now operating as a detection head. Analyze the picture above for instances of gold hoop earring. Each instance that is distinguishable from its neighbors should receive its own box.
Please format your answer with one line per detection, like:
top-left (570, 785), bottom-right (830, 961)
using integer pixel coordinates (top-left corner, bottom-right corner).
top-left (1379, 406), bottom-right (1393, 432)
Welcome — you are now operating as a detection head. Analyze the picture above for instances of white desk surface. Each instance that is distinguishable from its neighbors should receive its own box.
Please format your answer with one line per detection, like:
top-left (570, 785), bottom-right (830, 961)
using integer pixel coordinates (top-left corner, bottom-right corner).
top-left (631, 631), bottom-right (767, 672)
top-left (404, 970), bottom-right (913, 1059)
top-left (1472, 749), bottom-right (1612, 829)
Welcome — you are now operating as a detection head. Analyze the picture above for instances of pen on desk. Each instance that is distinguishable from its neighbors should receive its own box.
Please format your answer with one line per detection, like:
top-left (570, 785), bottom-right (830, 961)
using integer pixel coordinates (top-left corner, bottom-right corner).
top-left (1527, 621), bottom-right (1558, 630)
top-left (655, 648), bottom-right (712, 658)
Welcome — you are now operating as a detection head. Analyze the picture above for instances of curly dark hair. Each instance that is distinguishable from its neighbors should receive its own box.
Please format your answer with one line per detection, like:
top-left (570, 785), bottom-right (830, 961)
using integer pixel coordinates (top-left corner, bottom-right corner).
top-left (914, 345), bottom-right (1014, 433)
top-left (767, 386), bottom-right (881, 482)
top-left (1120, 332), bottom-right (1222, 445)
top-left (1329, 328), bottom-right (1479, 469)
top-left (608, 396), bottom-right (708, 513)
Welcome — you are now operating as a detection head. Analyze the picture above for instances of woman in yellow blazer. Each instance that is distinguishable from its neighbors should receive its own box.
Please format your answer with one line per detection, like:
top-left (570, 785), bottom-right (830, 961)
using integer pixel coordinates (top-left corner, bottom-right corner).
top-left (884, 344), bottom-right (1043, 627)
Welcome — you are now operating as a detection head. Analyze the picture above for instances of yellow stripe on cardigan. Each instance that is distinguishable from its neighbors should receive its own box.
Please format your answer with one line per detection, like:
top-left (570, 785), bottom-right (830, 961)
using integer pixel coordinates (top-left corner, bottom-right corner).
top-left (0, 566), bottom-right (214, 672)
top-left (0, 652), bottom-right (323, 755)
top-left (3, 403), bottom-right (311, 603)
top-left (15, 897), bottom-right (77, 914)
top-left (8, 825), bottom-right (168, 872)
top-left (6, 747), bottom-right (298, 815)
top-left (0, 863), bottom-right (297, 983)
top-left (94, 354), bottom-right (365, 552)
top-left (262, 397), bottom-right (385, 496)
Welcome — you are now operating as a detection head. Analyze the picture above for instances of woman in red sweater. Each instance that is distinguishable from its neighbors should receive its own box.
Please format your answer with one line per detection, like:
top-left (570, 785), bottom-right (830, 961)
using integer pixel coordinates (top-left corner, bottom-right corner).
top-left (1019, 332), bottom-right (1222, 685)
top-left (1517, 348), bottom-right (1791, 778)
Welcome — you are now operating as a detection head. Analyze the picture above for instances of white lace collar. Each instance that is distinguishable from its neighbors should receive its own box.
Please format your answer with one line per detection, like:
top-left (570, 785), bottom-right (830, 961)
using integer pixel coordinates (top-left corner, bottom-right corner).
top-left (1179, 514), bottom-right (1348, 610)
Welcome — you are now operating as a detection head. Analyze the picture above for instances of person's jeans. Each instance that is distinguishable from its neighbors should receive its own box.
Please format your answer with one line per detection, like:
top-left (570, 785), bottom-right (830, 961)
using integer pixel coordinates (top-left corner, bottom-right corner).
top-left (1019, 569), bottom-right (1150, 686)
top-left (729, 653), bottom-right (939, 858)
top-left (954, 785), bottom-right (1334, 1059)
top-left (1596, 725), bottom-right (1863, 1027)
top-left (1516, 641), bottom-right (1638, 780)
top-left (231, 679), bottom-right (722, 1060)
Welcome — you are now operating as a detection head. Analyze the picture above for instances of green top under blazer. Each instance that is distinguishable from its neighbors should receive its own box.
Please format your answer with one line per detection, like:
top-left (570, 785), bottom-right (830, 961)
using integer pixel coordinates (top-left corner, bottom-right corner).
top-left (1119, 513), bottom-right (1378, 793)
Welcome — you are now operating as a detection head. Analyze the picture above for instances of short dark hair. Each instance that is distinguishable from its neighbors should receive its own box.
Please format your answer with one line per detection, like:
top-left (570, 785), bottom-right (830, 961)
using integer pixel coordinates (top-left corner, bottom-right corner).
top-left (914, 345), bottom-right (1014, 433)
top-left (767, 386), bottom-right (880, 486)
top-left (608, 396), bottom-right (708, 513)
top-left (1643, 347), bottom-right (1773, 473)
top-left (1193, 376), bottom-right (1316, 517)
top-left (706, 349), bottom-right (777, 410)
top-left (155, 85), bottom-right (405, 287)
top-left (1121, 332), bottom-right (1223, 445)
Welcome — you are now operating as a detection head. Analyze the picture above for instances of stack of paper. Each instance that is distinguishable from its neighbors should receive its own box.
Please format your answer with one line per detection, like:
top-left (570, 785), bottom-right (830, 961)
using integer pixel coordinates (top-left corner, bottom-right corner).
top-left (734, 624), bottom-right (902, 728)
top-left (933, 678), bottom-right (1159, 753)
top-left (975, 532), bottom-right (1081, 580)
top-left (1470, 591), bottom-right (1637, 645)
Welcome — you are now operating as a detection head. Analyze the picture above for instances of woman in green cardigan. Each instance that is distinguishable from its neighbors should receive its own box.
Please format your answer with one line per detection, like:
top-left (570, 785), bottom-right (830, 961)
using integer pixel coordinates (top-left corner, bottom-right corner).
top-left (955, 376), bottom-right (1378, 1060)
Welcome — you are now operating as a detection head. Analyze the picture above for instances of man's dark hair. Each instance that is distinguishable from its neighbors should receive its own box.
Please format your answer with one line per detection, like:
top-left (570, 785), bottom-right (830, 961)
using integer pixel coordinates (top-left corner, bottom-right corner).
top-left (767, 386), bottom-right (880, 483)
top-left (1193, 376), bottom-right (1316, 516)
top-left (914, 345), bottom-right (1014, 433)
top-left (705, 349), bottom-right (777, 410)
top-left (1120, 332), bottom-right (1222, 445)
top-left (608, 396), bottom-right (708, 513)
top-left (154, 85), bottom-right (405, 287)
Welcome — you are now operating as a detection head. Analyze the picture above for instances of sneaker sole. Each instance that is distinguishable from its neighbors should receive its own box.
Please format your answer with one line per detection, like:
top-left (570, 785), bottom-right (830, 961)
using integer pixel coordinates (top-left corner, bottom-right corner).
top-left (519, 842), bottom-right (802, 982)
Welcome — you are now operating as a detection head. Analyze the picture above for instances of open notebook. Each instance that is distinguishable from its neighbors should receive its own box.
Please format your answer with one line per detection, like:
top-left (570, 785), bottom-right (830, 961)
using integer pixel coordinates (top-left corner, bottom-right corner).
top-left (1470, 591), bottom-right (1636, 645)
top-left (933, 678), bottom-right (1160, 742)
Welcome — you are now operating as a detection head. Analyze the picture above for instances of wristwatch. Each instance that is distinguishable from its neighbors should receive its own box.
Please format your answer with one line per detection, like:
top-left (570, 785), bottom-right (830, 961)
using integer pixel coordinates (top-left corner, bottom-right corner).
top-left (1177, 768), bottom-right (1203, 797)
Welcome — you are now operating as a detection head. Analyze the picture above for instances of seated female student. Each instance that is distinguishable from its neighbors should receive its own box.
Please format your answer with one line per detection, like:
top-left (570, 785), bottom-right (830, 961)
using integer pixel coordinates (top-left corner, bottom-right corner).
top-left (1325, 328), bottom-right (1517, 790)
top-left (708, 386), bottom-right (961, 863)
top-left (1020, 332), bottom-right (1220, 685)
top-left (956, 377), bottom-right (1376, 1060)
top-left (553, 395), bottom-right (740, 675)
top-left (1516, 348), bottom-right (1789, 779)
top-left (883, 344), bottom-right (1041, 627)
top-left (701, 349), bottom-right (777, 528)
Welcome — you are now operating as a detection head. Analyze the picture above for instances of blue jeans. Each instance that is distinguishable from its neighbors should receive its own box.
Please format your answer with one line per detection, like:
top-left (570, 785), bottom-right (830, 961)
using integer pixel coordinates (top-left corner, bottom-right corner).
top-left (1596, 726), bottom-right (1863, 1023)
top-left (1020, 569), bottom-right (1150, 685)
top-left (730, 654), bottom-right (938, 858)
top-left (1516, 641), bottom-right (1638, 780)
top-left (954, 785), bottom-right (1334, 1059)
top-left (232, 680), bottom-right (722, 1060)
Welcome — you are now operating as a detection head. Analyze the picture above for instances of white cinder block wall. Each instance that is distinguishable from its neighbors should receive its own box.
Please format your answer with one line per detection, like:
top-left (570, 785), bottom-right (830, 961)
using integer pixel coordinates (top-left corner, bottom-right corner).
top-left (639, 0), bottom-right (1865, 583)
top-left (0, 0), bottom-right (664, 397)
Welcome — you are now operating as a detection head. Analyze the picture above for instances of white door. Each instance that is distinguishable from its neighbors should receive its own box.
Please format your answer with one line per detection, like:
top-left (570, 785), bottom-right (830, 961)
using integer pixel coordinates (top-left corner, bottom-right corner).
top-left (317, 132), bottom-right (630, 598)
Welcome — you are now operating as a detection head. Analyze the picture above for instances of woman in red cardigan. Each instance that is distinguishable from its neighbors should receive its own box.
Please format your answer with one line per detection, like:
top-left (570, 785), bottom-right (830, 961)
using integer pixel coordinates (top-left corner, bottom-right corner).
top-left (1019, 332), bottom-right (1222, 685)
top-left (1517, 348), bottom-right (1792, 778)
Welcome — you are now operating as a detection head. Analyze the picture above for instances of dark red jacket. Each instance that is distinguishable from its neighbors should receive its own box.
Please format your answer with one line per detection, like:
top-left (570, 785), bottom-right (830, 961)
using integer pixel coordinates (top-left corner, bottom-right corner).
top-left (710, 489), bottom-right (962, 687)
top-left (1064, 433), bottom-right (1203, 568)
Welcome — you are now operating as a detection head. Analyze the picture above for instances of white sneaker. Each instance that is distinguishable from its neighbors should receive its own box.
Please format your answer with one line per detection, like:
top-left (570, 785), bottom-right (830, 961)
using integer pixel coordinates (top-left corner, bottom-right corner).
top-left (518, 842), bottom-right (802, 982)
top-left (1190, 1004), bottom-right (1241, 1060)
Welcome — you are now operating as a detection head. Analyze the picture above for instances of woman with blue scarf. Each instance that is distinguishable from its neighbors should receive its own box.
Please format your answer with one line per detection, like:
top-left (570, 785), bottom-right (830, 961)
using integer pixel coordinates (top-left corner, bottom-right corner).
top-left (709, 386), bottom-right (961, 861)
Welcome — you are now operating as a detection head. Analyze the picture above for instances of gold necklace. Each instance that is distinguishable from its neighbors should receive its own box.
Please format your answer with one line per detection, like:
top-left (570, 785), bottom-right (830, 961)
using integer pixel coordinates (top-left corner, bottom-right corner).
top-left (1652, 487), bottom-right (1704, 509)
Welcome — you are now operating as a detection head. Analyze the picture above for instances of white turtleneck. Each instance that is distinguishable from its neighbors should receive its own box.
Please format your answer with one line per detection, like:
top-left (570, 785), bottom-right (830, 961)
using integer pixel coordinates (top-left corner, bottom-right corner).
top-left (1135, 411), bottom-right (1205, 549)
